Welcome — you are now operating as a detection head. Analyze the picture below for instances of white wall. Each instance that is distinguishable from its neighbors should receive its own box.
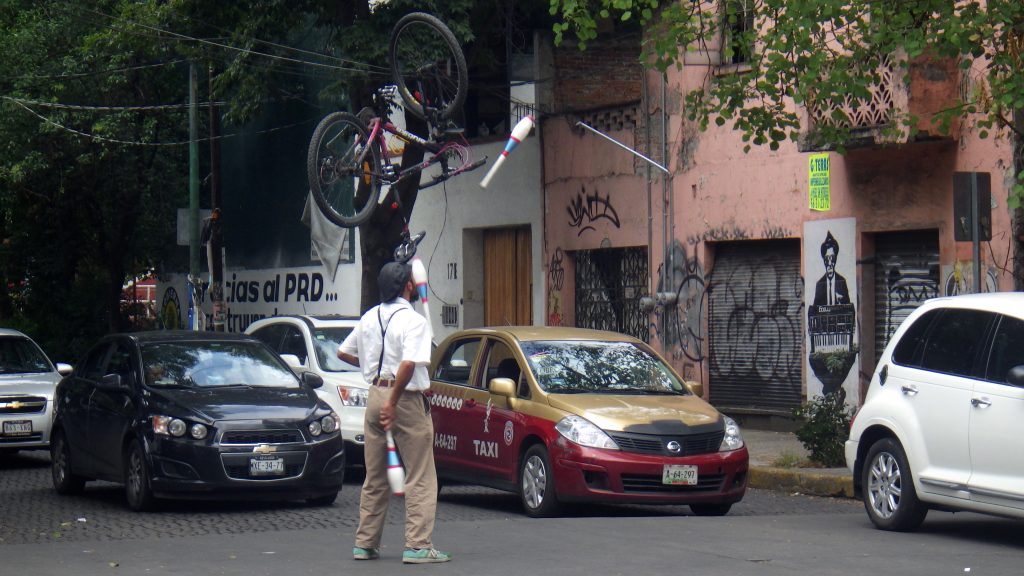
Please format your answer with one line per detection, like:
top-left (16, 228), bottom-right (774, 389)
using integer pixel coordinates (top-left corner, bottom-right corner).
top-left (409, 135), bottom-right (544, 342)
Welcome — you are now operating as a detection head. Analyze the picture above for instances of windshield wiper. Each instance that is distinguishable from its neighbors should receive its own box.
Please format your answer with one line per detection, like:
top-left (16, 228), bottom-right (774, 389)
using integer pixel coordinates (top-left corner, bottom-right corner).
top-left (547, 386), bottom-right (592, 394)
top-left (606, 387), bottom-right (684, 395)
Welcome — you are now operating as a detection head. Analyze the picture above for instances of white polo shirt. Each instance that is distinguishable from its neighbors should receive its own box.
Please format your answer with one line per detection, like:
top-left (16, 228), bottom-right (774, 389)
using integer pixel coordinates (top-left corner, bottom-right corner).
top-left (338, 298), bottom-right (432, 391)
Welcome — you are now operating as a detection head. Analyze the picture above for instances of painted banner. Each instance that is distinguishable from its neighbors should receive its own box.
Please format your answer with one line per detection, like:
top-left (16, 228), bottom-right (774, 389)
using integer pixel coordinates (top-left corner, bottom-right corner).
top-left (804, 218), bottom-right (858, 405)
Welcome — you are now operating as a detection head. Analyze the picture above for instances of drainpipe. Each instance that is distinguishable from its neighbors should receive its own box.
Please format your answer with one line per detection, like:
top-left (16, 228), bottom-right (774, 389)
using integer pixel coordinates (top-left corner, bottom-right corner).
top-left (643, 65), bottom-right (653, 299)
top-left (663, 73), bottom-right (672, 291)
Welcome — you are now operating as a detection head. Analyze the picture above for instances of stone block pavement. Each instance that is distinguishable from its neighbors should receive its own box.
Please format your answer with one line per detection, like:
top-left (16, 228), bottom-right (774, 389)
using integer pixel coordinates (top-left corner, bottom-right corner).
top-left (742, 428), bottom-right (855, 499)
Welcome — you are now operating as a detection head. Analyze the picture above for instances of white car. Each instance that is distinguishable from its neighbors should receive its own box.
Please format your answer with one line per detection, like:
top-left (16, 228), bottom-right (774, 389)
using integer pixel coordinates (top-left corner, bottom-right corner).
top-left (0, 328), bottom-right (72, 453)
top-left (846, 293), bottom-right (1024, 531)
top-left (246, 315), bottom-right (367, 464)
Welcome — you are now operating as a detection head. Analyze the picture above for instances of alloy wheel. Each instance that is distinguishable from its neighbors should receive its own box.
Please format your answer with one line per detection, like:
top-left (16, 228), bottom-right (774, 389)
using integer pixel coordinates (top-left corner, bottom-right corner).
top-left (867, 451), bottom-right (901, 519)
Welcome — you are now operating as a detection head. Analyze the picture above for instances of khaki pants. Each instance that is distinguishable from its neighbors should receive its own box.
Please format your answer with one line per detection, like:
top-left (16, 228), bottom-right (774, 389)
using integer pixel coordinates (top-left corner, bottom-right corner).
top-left (355, 385), bottom-right (438, 550)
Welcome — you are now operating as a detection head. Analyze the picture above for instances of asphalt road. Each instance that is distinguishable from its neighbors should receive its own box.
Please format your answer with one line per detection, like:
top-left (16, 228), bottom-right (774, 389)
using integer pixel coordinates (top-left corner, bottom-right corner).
top-left (3, 451), bottom-right (1023, 575)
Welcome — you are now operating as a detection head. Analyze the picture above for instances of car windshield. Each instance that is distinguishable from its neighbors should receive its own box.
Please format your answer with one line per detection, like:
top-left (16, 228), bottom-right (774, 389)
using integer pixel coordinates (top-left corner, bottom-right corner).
top-left (0, 336), bottom-right (53, 375)
top-left (312, 327), bottom-right (358, 372)
top-left (521, 340), bottom-right (687, 395)
top-left (140, 341), bottom-right (300, 389)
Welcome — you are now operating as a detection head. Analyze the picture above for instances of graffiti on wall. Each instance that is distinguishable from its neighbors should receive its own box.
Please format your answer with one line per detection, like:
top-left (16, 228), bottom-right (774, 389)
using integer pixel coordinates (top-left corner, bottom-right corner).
top-left (567, 186), bottom-right (620, 236)
top-left (651, 240), bottom-right (706, 363)
top-left (547, 248), bottom-right (565, 326)
top-left (709, 259), bottom-right (805, 387)
top-left (877, 256), bottom-right (940, 351)
top-left (943, 261), bottom-right (998, 295)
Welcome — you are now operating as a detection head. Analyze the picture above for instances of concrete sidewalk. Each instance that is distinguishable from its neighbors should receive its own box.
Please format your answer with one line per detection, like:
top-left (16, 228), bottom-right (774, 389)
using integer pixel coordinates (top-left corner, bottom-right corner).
top-left (742, 428), bottom-right (854, 498)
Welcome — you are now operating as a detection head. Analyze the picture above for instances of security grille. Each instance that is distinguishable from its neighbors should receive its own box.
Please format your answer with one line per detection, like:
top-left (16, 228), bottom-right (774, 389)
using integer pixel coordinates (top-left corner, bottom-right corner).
top-left (573, 247), bottom-right (649, 342)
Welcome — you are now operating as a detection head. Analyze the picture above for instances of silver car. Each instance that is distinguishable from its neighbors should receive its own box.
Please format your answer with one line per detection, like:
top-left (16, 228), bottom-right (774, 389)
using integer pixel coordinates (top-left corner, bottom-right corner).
top-left (0, 328), bottom-right (72, 453)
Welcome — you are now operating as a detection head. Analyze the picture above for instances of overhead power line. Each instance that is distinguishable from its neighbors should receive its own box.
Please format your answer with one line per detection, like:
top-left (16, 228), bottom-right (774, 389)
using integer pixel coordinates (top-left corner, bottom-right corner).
top-left (70, 5), bottom-right (390, 76)
top-left (3, 96), bottom-right (226, 112)
top-left (3, 97), bottom-right (316, 147)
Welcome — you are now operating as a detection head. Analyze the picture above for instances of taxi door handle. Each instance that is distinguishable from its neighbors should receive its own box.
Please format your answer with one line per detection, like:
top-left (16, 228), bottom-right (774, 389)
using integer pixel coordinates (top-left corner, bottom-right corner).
top-left (971, 397), bottom-right (992, 408)
top-left (901, 384), bottom-right (918, 396)
top-left (464, 398), bottom-right (476, 407)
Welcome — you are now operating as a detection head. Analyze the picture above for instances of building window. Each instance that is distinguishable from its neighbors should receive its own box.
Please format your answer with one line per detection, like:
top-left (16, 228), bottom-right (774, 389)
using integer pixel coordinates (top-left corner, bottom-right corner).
top-left (723, 0), bottom-right (755, 65)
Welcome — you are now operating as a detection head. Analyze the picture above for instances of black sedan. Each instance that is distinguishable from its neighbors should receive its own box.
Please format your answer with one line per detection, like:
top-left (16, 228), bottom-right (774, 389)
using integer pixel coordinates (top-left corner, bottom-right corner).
top-left (50, 331), bottom-right (345, 511)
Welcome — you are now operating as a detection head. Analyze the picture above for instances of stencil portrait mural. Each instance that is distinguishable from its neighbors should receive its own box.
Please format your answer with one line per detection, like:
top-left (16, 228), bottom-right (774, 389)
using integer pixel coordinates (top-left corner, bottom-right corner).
top-left (804, 219), bottom-right (859, 404)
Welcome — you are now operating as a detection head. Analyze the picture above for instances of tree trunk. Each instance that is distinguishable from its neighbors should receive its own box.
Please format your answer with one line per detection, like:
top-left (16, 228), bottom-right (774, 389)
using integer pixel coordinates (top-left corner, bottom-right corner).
top-left (357, 110), bottom-right (428, 313)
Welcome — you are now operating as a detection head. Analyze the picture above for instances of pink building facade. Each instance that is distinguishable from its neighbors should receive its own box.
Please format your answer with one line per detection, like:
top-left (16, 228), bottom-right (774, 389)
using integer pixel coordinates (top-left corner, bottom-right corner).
top-left (541, 35), bottom-right (1020, 417)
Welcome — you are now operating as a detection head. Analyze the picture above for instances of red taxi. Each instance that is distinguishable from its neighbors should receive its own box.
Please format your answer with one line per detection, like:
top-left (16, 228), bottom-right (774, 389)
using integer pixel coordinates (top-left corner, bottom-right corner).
top-left (429, 327), bottom-right (748, 517)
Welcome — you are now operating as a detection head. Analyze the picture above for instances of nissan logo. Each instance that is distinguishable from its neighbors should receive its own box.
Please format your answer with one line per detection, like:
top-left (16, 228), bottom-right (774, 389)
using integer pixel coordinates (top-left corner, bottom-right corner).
top-left (666, 441), bottom-right (682, 454)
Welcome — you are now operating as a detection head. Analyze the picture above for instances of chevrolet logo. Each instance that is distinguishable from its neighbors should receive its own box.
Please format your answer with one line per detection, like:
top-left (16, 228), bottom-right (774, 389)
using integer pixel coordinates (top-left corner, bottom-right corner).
top-left (1, 401), bottom-right (23, 410)
top-left (253, 444), bottom-right (276, 454)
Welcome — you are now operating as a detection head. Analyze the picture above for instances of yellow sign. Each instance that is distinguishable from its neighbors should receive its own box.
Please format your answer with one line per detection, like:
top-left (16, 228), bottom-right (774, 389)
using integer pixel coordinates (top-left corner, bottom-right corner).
top-left (809, 153), bottom-right (831, 211)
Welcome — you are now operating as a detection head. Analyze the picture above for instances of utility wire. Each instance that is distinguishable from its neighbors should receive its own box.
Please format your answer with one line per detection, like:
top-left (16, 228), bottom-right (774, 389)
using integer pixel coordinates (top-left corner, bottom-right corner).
top-left (1, 59), bottom-right (186, 82)
top-left (4, 97), bottom-right (316, 147)
top-left (2, 96), bottom-right (225, 112)
top-left (71, 5), bottom-right (389, 75)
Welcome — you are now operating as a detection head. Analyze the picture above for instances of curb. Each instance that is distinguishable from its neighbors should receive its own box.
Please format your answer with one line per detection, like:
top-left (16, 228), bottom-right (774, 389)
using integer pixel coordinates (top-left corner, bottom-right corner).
top-left (749, 466), bottom-right (854, 499)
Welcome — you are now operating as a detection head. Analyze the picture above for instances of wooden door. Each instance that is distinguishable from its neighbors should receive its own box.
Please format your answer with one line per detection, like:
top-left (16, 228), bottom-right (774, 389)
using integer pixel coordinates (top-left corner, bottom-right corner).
top-left (484, 227), bottom-right (531, 326)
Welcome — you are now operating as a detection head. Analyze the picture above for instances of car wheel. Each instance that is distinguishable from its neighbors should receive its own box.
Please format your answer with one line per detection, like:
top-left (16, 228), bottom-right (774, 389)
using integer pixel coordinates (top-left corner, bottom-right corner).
top-left (519, 445), bottom-right (561, 518)
top-left (51, 430), bottom-right (86, 495)
top-left (306, 492), bottom-right (339, 506)
top-left (862, 437), bottom-right (928, 531)
top-left (689, 503), bottom-right (732, 517)
top-left (124, 440), bottom-right (156, 512)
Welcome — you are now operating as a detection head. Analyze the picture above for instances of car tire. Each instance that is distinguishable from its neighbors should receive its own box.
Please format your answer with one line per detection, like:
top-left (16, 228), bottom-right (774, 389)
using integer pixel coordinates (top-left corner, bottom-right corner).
top-left (306, 492), bottom-right (339, 506)
top-left (519, 444), bottom-right (561, 518)
top-left (124, 440), bottom-right (156, 512)
top-left (689, 503), bottom-right (732, 516)
top-left (862, 437), bottom-right (928, 531)
top-left (51, 429), bottom-right (86, 495)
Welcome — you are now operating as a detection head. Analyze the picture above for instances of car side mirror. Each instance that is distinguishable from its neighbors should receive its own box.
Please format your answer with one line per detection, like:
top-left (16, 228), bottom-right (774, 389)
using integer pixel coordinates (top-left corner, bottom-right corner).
top-left (280, 354), bottom-right (303, 369)
top-left (684, 380), bottom-right (704, 398)
top-left (489, 377), bottom-right (516, 398)
top-left (1006, 365), bottom-right (1024, 387)
top-left (56, 363), bottom-right (73, 377)
top-left (99, 373), bottom-right (127, 391)
top-left (301, 371), bottom-right (324, 389)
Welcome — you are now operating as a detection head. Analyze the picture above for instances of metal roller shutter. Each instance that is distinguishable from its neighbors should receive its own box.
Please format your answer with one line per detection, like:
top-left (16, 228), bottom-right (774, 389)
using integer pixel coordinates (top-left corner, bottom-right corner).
top-left (873, 230), bottom-right (940, 363)
top-left (708, 240), bottom-right (802, 409)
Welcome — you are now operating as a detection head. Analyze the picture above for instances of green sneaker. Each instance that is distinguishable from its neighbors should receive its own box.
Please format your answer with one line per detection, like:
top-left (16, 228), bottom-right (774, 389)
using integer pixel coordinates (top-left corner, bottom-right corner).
top-left (353, 546), bottom-right (380, 560)
top-left (402, 548), bottom-right (451, 564)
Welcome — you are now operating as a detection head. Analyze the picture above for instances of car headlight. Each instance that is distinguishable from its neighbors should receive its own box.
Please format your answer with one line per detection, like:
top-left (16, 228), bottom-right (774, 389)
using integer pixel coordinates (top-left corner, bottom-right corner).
top-left (555, 415), bottom-right (619, 450)
top-left (309, 419), bottom-right (323, 436)
top-left (339, 386), bottom-right (368, 407)
top-left (719, 416), bottom-right (744, 452)
top-left (320, 413), bottom-right (338, 434)
top-left (153, 415), bottom-right (209, 440)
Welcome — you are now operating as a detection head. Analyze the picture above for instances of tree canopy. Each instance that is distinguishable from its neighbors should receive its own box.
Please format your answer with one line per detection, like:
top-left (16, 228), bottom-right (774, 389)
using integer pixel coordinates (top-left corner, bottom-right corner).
top-left (549, 0), bottom-right (1024, 203)
top-left (0, 0), bottom-right (537, 358)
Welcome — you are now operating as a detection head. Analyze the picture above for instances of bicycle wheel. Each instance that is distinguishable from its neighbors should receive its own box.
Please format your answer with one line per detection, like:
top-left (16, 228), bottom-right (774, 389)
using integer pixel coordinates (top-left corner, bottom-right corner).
top-left (307, 112), bottom-right (382, 228)
top-left (389, 12), bottom-right (468, 122)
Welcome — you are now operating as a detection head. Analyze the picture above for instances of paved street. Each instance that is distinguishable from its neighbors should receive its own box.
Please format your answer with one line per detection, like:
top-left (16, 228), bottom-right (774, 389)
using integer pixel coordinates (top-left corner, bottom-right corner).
top-left (4, 450), bottom-right (1024, 575)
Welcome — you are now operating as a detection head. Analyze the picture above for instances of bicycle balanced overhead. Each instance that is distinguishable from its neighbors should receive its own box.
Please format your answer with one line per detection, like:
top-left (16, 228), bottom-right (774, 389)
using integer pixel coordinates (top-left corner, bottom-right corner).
top-left (307, 12), bottom-right (482, 230)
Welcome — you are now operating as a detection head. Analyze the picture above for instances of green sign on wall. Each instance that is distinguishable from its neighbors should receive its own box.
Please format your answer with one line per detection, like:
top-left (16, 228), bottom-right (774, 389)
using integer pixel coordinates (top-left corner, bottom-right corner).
top-left (809, 153), bottom-right (831, 211)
